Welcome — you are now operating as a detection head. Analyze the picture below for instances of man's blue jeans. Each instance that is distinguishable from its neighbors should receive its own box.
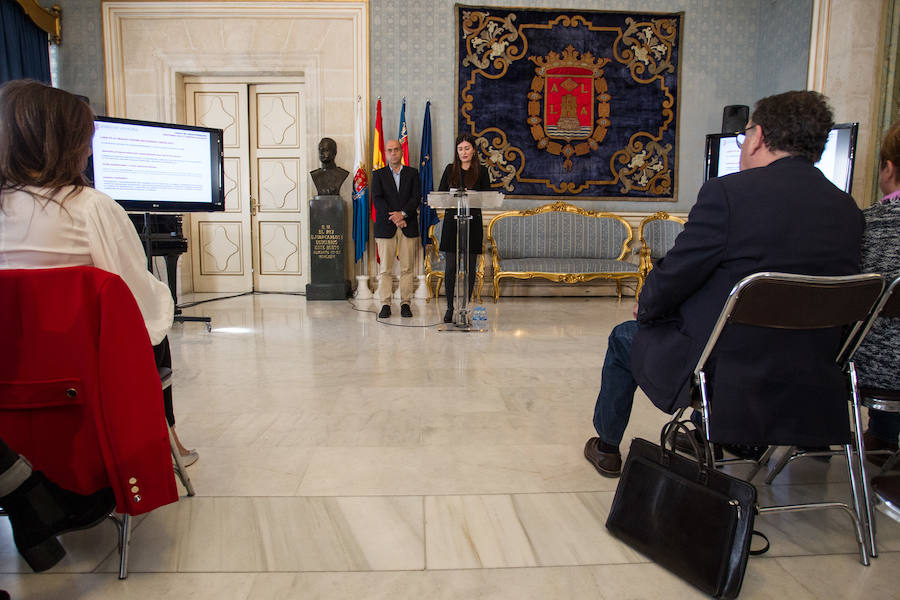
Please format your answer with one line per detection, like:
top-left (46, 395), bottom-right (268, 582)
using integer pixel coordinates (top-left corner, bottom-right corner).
top-left (592, 320), bottom-right (639, 448)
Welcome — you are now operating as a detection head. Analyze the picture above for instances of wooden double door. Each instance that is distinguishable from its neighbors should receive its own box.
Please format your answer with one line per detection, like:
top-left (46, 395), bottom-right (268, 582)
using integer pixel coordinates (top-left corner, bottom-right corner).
top-left (184, 81), bottom-right (309, 293)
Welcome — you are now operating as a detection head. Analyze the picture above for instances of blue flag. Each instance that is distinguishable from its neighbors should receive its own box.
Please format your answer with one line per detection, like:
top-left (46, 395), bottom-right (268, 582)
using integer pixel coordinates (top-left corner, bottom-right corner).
top-left (419, 101), bottom-right (439, 252)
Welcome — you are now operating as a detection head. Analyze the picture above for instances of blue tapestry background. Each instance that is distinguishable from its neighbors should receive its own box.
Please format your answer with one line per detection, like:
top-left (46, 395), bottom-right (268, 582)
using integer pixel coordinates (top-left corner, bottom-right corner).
top-left (457, 6), bottom-right (683, 200)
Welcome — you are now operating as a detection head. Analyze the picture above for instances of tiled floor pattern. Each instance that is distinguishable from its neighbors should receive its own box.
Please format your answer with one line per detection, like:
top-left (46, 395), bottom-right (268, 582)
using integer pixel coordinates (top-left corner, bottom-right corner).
top-left (2, 295), bottom-right (898, 599)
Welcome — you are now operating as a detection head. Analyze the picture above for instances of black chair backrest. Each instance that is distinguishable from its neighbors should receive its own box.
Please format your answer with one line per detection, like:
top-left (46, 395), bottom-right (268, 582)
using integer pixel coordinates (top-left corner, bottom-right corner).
top-left (727, 273), bottom-right (885, 329)
top-left (694, 272), bottom-right (884, 378)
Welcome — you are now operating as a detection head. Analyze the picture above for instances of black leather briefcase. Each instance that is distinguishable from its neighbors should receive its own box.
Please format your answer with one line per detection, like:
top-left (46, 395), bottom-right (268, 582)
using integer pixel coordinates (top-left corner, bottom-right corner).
top-left (606, 420), bottom-right (759, 599)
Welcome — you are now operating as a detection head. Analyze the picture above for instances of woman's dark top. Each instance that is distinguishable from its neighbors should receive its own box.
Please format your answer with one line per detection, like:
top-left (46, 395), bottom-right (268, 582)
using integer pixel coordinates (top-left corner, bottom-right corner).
top-left (438, 163), bottom-right (491, 254)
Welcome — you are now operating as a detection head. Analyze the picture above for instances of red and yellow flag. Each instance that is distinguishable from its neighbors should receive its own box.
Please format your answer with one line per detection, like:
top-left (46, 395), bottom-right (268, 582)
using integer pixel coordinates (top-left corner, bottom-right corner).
top-left (399, 98), bottom-right (409, 166)
top-left (371, 99), bottom-right (385, 222)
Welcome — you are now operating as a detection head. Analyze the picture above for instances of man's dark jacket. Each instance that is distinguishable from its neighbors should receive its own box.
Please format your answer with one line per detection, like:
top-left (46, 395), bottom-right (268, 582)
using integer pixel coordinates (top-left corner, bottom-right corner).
top-left (631, 156), bottom-right (864, 446)
top-left (371, 165), bottom-right (420, 239)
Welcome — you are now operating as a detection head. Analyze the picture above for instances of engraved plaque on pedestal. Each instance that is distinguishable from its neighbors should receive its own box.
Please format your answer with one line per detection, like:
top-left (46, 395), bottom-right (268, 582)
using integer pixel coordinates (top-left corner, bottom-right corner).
top-left (306, 195), bottom-right (351, 300)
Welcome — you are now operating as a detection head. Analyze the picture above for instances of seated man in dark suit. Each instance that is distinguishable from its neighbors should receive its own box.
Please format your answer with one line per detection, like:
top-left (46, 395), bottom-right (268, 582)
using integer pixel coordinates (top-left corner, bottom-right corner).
top-left (584, 90), bottom-right (864, 477)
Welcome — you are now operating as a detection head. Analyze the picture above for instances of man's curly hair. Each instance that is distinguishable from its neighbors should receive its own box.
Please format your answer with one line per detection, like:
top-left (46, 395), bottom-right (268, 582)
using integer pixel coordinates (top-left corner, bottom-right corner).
top-left (750, 91), bottom-right (834, 163)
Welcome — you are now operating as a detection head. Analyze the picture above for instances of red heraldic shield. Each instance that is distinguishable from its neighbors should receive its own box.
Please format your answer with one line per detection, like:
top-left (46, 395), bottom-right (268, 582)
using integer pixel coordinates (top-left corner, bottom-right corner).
top-left (544, 67), bottom-right (594, 140)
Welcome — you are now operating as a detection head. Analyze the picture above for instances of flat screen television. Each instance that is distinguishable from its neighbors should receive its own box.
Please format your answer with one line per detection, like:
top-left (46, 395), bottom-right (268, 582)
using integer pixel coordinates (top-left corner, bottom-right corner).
top-left (704, 122), bottom-right (859, 194)
top-left (90, 116), bottom-right (225, 212)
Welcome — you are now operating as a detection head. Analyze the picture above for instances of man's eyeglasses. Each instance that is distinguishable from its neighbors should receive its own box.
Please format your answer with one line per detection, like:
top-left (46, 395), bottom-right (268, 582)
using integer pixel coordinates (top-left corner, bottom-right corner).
top-left (735, 124), bottom-right (759, 149)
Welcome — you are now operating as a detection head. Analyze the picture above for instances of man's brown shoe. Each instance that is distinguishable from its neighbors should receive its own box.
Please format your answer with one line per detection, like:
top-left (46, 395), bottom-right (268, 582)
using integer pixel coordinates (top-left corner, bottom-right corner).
top-left (584, 437), bottom-right (622, 478)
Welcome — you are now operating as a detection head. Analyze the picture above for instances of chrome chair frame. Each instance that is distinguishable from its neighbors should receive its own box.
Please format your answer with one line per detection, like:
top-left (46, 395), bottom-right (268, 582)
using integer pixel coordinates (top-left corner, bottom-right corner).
top-left (1, 368), bottom-right (198, 579)
top-left (764, 275), bottom-right (900, 558)
top-left (854, 277), bottom-right (900, 475)
top-left (159, 367), bottom-right (196, 498)
top-left (693, 271), bottom-right (885, 565)
top-left (0, 505), bottom-right (131, 578)
top-left (108, 367), bottom-right (197, 578)
top-left (872, 463), bottom-right (900, 524)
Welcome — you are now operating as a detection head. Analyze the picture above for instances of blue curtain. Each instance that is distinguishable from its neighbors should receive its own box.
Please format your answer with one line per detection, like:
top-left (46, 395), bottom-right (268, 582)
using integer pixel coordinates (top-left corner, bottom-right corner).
top-left (1, 0), bottom-right (51, 84)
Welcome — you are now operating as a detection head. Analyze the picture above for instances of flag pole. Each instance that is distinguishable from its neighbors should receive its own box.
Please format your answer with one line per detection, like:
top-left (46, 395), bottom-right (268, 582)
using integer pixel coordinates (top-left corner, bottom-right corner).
top-left (352, 94), bottom-right (373, 297)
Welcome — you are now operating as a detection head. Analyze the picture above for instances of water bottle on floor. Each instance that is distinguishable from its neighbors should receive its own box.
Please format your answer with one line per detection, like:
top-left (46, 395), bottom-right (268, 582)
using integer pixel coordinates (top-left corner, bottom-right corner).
top-left (473, 306), bottom-right (487, 327)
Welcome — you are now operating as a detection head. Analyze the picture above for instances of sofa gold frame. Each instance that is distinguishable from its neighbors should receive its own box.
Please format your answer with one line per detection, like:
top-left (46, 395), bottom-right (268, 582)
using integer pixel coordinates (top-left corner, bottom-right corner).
top-left (637, 211), bottom-right (687, 278)
top-left (486, 201), bottom-right (642, 303)
top-left (424, 217), bottom-right (485, 303)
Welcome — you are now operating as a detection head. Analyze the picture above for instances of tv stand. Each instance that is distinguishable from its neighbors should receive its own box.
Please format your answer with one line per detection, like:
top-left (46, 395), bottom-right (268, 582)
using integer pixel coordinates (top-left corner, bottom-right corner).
top-left (139, 212), bottom-right (212, 332)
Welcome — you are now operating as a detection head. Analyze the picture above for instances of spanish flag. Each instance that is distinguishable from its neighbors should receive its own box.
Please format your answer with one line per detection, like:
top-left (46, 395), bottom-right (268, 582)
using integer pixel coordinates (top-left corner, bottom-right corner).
top-left (371, 99), bottom-right (385, 222)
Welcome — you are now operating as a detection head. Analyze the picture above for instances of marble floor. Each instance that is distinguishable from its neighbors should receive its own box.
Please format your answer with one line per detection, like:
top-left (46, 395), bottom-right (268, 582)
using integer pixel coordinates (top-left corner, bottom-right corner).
top-left (1, 295), bottom-right (899, 599)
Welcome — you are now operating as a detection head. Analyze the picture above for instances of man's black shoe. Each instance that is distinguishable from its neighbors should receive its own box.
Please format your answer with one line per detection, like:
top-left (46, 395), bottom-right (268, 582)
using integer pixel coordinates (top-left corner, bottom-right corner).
top-left (378, 304), bottom-right (391, 319)
top-left (584, 437), bottom-right (622, 478)
top-left (400, 304), bottom-right (413, 318)
top-left (443, 309), bottom-right (454, 323)
top-left (0, 471), bottom-right (115, 572)
top-left (673, 429), bottom-right (723, 460)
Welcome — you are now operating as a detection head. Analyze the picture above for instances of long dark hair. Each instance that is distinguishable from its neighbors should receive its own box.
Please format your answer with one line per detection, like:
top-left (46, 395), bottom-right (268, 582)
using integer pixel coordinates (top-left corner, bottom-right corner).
top-left (450, 133), bottom-right (480, 189)
top-left (0, 80), bottom-right (95, 204)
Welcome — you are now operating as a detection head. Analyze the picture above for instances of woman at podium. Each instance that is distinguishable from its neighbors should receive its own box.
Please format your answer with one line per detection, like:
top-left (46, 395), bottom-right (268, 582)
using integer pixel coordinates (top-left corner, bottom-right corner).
top-left (438, 133), bottom-right (491, 323)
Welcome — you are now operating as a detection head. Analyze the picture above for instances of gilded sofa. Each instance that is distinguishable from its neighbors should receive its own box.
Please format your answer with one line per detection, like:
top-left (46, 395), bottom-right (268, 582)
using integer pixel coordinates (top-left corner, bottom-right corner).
top-left (637, 211), bottom-right (686, 278)
top-left (486, 202), bottom-right (642, 302)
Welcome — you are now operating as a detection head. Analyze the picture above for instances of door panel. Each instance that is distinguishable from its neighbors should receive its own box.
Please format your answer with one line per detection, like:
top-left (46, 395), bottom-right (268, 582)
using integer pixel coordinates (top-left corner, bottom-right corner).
top-left (250, 84), bottom-right (308, 292)
top-left (185, 84), bottom-right (252, 292)
top-left (258, 158), bottom-right (301, 211)
top-left (198, 222), bottom-right (244, 274)
top-left (259, 222), bottom-right (302, 274)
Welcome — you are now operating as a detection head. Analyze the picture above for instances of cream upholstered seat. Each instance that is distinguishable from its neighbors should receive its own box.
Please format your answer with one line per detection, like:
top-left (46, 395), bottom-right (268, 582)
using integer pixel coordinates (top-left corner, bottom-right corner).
top-left (487, 202), bottom-right (641, 302)
top-left (637, 211), bottom-right (686, 278)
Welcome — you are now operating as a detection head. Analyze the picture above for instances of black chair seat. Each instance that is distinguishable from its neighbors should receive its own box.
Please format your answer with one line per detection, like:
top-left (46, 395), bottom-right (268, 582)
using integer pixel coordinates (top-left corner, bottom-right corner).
top-left (860, 386), bottom-right (900, 413)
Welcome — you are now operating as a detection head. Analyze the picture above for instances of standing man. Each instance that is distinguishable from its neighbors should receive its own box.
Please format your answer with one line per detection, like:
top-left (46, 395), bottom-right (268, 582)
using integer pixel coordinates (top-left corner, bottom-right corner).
top-left (583, 90), bottom-right (864, 477)
top-left (371, 139), bottom-right (420, 318)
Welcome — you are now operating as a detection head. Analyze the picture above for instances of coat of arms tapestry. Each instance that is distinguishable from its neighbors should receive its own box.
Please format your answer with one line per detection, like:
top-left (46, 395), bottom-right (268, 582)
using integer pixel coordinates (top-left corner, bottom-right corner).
top-left (456, 6), bottom-right (683, 200)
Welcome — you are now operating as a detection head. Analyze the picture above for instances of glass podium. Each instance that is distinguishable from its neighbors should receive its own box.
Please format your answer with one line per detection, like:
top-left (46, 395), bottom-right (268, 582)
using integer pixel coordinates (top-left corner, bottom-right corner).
top-left (427, 190), bottom-right (504, 332)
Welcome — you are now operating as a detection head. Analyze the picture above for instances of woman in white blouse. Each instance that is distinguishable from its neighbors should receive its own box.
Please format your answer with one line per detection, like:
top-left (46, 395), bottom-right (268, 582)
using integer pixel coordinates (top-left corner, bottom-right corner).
top-left (0, 80), bottom-right (197, 465)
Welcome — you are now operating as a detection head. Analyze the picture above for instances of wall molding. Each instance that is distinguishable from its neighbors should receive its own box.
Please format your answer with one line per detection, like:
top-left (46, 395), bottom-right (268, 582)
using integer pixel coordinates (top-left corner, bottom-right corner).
top-left (102, 1), bottom-right (367, 125)
top-left (806, 0), bottom-right (831, 92)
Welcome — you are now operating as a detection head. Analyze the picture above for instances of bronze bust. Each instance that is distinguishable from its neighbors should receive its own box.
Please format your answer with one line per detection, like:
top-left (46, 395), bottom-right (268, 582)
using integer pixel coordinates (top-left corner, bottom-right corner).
top-left (310, 137), bottom-right (349, 196)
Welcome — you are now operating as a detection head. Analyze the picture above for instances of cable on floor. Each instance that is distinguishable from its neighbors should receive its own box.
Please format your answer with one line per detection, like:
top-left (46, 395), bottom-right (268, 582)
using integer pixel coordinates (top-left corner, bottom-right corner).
top-left (345, 298), bottom-right (443, 328)
top-left (177, 290), bottom-right (306, 309)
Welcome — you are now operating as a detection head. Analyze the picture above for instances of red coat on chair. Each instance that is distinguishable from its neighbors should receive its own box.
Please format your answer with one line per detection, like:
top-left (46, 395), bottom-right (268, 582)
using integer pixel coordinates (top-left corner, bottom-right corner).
top-left (0, 266), bottom-right (177, 515)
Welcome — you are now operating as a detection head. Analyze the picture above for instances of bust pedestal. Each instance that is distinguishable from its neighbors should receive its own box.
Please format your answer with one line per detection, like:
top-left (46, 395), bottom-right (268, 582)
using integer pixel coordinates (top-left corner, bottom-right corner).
top-left (306, 194), bottom-right (351, 300)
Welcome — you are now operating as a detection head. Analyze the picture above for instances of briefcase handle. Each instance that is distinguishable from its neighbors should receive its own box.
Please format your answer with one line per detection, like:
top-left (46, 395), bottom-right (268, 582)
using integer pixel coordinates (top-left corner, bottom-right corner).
top-left (660, 408), bottom-right (716, 478)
